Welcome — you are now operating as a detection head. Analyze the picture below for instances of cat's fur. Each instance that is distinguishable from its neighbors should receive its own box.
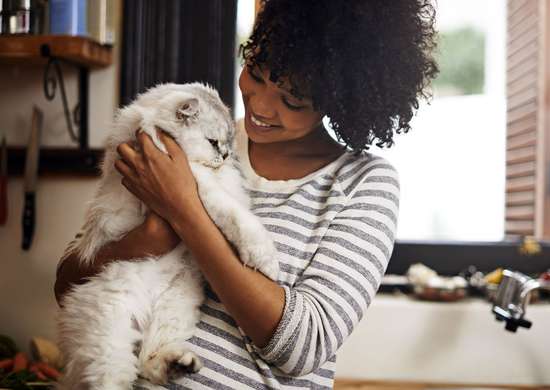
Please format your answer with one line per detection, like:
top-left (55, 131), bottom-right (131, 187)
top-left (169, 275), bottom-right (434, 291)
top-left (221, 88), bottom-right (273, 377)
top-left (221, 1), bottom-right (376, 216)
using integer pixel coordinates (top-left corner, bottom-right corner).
top-left (56, 82), bottom-right (279, 390)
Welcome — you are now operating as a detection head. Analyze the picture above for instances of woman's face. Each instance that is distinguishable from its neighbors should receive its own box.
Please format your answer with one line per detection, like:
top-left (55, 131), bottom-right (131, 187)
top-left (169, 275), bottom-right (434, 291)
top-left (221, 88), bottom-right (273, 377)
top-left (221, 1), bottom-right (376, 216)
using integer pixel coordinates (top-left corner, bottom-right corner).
top-left (238, 63), bottom-right (324, 145)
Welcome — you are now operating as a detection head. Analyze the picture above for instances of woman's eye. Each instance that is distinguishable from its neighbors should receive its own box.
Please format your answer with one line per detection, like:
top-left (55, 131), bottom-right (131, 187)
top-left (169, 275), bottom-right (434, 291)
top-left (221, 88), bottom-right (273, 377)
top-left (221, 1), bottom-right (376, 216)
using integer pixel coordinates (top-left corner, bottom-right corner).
top-left (282, 97), bottom-right (306, 111)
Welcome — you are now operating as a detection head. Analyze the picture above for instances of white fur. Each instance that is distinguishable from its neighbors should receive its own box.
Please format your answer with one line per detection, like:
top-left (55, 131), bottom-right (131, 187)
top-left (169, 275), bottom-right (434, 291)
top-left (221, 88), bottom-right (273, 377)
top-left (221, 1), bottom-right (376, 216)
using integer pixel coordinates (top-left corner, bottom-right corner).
top-left (56, 82), bottom-right (279, 389)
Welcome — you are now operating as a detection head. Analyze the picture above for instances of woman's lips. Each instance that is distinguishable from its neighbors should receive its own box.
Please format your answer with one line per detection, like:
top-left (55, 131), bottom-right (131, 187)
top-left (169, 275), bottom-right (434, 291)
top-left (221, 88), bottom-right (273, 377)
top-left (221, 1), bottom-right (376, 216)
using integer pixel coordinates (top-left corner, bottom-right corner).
top-left (246, 110), bottom-right (280, 132)
top-left (250, 113), bottom-right (275, 127)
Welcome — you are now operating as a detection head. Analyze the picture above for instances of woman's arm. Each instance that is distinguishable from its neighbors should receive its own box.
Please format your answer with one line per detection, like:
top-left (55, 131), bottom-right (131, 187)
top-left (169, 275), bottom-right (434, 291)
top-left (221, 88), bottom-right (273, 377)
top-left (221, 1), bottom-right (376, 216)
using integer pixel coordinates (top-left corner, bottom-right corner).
top-left (243, 159), bottom-right (399, 376)
top-left (171, 199), bottom-right (285, 348)
top-left (54, 213), bottom-right (180, 307)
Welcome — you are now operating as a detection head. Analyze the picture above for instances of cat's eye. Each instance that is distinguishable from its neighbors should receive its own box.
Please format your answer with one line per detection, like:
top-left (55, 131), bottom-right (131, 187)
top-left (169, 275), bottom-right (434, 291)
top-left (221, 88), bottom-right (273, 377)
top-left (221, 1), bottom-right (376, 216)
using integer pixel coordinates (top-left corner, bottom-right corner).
top-left (207, 138), bottom-right (218, 147)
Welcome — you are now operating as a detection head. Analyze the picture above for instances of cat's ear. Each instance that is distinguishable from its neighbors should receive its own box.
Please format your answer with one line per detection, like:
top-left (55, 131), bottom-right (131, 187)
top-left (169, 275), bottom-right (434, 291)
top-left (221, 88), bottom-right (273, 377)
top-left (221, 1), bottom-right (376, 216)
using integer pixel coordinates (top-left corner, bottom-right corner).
top-left (176, 98), bottom-right (199, 122)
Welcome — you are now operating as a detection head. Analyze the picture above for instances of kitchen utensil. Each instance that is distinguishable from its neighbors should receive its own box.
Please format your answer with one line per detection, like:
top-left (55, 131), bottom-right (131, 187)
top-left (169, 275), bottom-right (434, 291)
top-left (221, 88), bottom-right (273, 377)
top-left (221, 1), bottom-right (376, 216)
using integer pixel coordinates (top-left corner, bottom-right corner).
top-left (0, 135), bottom-right (7, 225)
top-left (6, 0), bottom-right (31, 34)
top-left (21, 105), bottom-right (43, 250)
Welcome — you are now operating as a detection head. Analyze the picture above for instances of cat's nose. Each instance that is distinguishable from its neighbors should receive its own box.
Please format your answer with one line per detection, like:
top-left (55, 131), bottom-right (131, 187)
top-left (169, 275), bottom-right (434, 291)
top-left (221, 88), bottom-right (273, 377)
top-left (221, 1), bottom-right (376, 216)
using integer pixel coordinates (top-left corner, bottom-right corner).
top-left (222, 152), bottom-right (229, 160)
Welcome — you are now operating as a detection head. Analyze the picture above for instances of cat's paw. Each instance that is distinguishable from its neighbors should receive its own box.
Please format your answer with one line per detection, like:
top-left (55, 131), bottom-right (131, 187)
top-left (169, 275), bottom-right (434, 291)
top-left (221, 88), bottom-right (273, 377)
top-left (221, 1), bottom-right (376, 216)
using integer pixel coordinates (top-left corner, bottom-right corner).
top-left (257, 257), bottom-right (280, 281)
top-left (240, 241), bottom-right (279, 281)
top-left (140, 348), bottom-right (202, 385)
top-left (168, 350), bottom-right (203, 379)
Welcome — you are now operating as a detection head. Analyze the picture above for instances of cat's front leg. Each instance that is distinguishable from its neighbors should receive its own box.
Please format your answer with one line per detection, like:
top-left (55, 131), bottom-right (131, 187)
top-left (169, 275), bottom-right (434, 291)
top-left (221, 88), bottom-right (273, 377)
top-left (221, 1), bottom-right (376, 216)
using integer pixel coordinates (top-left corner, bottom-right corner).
top-left (193, 171), bottom-right (279, 281)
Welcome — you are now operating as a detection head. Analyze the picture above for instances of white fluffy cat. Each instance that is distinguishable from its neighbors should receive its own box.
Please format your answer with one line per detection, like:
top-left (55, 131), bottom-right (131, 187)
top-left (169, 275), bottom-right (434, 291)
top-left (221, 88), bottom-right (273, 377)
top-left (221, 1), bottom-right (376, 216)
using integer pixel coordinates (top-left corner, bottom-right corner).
top-left (56, 82), bottom-right (279, 390)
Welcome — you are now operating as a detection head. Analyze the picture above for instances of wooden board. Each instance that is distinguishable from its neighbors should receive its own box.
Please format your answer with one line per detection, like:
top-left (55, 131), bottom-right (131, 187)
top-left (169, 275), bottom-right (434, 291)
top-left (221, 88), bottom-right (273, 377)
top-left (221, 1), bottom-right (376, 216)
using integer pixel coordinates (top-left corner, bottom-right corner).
top-left (0, 35), bottom-right (112, 68)
top-left (334, 379), bottom-right (550, 389)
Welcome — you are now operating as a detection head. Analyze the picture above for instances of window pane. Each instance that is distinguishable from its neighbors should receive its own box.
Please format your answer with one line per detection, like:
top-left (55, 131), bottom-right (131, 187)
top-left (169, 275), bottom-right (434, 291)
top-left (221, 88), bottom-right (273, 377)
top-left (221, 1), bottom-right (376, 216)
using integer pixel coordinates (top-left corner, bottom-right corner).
top-left (373, 0), bottom-right (506, 241)
top-left (234, 0), bottom-right (255, 121)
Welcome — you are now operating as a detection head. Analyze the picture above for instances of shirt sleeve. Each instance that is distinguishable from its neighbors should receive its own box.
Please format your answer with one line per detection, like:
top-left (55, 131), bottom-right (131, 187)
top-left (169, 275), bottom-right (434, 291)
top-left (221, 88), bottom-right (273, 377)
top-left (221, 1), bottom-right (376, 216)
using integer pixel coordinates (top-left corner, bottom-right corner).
top-left (252, 158), bottom-right (399, 377)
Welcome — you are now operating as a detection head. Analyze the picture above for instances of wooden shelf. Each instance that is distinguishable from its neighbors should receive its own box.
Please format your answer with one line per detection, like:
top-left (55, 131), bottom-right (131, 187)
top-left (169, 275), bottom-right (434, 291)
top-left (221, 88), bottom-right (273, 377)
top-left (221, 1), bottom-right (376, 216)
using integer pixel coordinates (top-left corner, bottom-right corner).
top-left (1, 35), bottom-right (112, 175)
top-left (7, 147), bottom-right (103, 176)
top-left (334, 379), bottom-right (549, 389)
top-left (0, 35), bottom-right (112, 68)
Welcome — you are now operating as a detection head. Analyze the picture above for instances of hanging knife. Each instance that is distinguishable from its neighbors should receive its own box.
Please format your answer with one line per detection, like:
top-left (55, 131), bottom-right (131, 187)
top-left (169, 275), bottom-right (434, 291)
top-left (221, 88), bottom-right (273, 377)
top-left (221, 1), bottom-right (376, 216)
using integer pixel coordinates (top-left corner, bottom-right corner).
top-left (0, 136), bottom-right (7, 226)
top-left (22, 106), bottom-right (43, 250)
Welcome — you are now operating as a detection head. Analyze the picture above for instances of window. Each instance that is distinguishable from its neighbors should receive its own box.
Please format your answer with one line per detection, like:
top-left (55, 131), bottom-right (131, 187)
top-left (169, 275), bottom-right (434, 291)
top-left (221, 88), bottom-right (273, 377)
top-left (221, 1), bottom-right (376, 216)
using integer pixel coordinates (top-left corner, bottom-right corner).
top-left (374, 0), bottom-right (507, 242)
top-left (234, 0), bottom-right (255, 121)
top-left (235, 0), bottom-right (550, 273)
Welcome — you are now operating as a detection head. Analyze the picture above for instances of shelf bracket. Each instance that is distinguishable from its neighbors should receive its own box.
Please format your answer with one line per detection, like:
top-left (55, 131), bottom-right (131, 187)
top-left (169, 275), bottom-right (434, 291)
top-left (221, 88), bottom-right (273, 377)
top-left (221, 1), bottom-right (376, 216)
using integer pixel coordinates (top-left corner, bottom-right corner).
top-left (40, 43), bottom-right (89, 149)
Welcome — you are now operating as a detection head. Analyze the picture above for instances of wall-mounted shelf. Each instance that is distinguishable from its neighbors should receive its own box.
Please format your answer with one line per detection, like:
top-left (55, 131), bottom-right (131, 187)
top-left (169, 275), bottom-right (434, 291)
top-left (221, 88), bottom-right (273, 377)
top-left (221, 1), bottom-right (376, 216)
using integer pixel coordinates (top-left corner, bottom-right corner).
top-left (0, 35), bottom-right (113, 175)
top-left (7, 147), bottom-right (103, 176)
top-left (0, 35), bottom-right (113, 176)
top-left (0, 35), bottom-right (112, 67)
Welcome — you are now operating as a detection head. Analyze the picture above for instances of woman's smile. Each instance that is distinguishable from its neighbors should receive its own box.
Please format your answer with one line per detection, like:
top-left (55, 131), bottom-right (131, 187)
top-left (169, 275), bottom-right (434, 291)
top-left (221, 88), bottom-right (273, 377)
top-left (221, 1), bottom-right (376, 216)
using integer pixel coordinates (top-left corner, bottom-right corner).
top-left (245, 109), bottom-right (281, 134)
top-left (250, 112), bottom-right (275, 128)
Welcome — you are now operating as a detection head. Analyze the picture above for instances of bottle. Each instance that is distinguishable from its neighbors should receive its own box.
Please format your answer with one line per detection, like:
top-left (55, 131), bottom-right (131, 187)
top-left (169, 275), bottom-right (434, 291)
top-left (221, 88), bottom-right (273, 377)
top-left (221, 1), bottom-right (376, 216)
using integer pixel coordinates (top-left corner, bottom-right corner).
top-left (87, 0), bottom-right (115, 45)
top-left (49, 0), bottom-right (86, 36)
top-left (6, 0), bottom-right (32, 34)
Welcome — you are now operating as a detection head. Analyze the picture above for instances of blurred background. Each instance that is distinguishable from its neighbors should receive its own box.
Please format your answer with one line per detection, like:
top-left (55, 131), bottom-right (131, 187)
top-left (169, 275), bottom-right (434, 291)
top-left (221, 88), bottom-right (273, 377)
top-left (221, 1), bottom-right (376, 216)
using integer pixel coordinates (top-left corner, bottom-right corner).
top-left (0, 0), bottom-right (549, 388)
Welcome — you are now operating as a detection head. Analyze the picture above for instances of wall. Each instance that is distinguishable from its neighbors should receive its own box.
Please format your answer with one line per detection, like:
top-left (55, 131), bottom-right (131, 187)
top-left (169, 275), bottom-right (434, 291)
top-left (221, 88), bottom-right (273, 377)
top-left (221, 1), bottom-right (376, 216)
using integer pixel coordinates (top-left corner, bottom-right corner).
top-left (0, 0), bottom-right (122, 351)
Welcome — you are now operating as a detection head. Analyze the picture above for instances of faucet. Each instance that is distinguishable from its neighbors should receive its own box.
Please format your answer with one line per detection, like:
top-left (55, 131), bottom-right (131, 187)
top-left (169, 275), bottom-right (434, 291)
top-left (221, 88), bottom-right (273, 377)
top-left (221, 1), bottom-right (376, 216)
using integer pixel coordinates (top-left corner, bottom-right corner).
top-left (492, 269), bottom-right (550, 332)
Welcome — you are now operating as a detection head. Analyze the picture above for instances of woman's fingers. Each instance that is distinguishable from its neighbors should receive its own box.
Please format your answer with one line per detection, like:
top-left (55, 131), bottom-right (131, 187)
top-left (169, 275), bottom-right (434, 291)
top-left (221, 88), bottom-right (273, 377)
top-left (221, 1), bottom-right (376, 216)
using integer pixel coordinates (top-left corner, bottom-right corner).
top-left (132, 128), bottom-right (184, 163)
top-left (121, 177), bottom-right (140, 198)
top-left (114, 158), bottom-right (139, 182)
top-left (136, 129), bottom-right (162, 160)
top-left (159, 130), bottom-right (186, 161)
top-left (116, 142), bottom-right (139, 167)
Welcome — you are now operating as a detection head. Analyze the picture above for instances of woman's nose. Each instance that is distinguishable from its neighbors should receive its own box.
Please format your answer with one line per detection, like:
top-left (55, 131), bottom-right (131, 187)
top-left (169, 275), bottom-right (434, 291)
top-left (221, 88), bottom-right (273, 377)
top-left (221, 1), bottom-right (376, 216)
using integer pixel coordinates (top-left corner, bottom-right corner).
top-left (250, 95), bottom-right (276, 119)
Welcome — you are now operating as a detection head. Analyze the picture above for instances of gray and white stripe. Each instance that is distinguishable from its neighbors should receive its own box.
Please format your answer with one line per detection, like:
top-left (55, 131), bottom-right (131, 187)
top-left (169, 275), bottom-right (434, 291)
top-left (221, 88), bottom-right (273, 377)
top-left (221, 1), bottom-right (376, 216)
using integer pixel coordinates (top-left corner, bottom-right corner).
top-left (168, 150), bottom-right (399, 389)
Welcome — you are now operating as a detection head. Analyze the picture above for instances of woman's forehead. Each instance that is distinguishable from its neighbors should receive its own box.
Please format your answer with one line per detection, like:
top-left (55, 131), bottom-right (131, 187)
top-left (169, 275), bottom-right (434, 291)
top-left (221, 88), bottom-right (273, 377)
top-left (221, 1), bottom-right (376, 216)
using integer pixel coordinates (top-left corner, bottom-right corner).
top-left (254, 63), bottom-right (311, 101)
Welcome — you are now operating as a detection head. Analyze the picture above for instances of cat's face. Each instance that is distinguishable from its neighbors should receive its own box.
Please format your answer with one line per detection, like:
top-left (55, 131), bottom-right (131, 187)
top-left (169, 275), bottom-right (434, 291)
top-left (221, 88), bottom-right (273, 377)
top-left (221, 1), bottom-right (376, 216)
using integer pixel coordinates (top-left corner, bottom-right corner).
top-left (140, 83), bottom-right (234, 168)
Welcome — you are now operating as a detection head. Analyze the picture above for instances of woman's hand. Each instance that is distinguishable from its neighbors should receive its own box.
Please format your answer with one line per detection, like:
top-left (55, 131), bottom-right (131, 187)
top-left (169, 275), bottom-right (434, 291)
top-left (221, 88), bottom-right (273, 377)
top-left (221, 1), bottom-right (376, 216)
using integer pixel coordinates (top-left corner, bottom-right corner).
top-left (115, 129), bottom-right (201, 227)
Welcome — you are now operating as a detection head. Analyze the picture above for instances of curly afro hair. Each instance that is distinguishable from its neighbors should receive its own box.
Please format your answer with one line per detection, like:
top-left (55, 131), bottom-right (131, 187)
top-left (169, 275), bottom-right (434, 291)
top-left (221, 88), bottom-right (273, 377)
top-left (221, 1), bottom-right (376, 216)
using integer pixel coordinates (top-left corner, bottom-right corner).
top-left (239, 0), bottom-right (439, 151)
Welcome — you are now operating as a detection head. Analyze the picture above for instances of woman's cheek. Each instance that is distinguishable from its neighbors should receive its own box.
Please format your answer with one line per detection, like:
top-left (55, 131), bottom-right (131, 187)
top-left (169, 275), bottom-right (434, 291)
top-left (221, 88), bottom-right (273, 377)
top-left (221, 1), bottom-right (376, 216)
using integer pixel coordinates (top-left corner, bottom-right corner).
top-left (279, 113), bottom-right (320, 135)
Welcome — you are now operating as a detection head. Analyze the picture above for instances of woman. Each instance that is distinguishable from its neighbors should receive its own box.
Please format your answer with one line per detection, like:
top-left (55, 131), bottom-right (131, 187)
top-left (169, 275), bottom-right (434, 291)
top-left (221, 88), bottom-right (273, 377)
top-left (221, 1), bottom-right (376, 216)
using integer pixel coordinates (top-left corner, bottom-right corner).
top-left (55, 0), bottom-right (438, 388)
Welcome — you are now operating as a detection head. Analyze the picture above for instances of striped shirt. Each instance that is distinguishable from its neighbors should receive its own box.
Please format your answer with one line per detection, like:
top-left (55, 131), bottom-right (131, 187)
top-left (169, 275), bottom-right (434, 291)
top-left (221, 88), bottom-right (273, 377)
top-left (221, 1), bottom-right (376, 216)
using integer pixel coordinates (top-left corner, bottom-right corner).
top-left (58, 119), bottom-right (399, 389)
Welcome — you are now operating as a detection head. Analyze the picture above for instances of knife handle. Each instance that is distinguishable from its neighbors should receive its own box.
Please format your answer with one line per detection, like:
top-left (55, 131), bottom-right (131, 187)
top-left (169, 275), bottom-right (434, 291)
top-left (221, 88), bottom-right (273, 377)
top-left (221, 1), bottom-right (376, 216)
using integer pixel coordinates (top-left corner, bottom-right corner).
top-left (22, 191), bottom-right (35, 250)
top-left (0, 175), bottom-right (6, 225)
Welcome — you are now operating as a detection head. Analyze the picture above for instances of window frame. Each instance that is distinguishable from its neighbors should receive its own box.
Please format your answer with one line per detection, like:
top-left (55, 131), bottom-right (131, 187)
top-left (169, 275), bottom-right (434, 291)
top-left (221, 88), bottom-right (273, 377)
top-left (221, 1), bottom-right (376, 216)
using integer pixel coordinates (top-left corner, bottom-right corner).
top-left (388, 240), bottom-right (550, 276)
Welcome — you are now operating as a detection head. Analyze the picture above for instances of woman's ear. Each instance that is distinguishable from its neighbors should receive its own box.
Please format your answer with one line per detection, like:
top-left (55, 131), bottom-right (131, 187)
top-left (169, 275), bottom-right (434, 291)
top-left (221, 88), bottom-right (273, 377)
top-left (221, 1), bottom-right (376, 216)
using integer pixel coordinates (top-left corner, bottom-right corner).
top-left (176, 98), bottom-right (199, 121)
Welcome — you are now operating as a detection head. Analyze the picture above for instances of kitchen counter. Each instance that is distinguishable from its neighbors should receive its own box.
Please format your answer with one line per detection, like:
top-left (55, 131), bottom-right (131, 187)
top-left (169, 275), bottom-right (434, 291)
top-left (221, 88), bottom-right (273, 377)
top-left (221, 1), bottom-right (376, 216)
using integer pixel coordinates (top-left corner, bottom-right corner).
top-left (335, 294), bottom-right (550, 386)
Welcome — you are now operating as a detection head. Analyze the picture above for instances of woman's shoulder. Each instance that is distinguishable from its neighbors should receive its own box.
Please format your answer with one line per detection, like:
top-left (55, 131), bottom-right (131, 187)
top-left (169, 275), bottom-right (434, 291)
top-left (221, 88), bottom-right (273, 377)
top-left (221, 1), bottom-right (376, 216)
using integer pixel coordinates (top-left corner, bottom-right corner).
top-left (335, 150), bottom-right (400, 199)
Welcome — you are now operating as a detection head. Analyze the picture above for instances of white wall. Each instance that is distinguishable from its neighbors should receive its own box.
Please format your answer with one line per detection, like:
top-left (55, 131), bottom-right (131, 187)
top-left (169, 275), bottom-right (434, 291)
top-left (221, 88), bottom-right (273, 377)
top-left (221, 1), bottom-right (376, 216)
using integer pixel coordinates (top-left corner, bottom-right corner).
top-left (0, 178), bottom-right (99, 349)
top-left (0, 0), bottom-right (121, 351)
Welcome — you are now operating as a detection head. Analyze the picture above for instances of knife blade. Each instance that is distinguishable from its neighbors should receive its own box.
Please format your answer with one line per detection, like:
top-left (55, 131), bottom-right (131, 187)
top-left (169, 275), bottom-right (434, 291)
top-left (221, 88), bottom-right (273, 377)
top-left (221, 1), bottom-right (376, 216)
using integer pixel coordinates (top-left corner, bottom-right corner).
top-left (22, 106), bottom-right (43, 250)
top-left (0, 135), bottom-right (7, 226)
